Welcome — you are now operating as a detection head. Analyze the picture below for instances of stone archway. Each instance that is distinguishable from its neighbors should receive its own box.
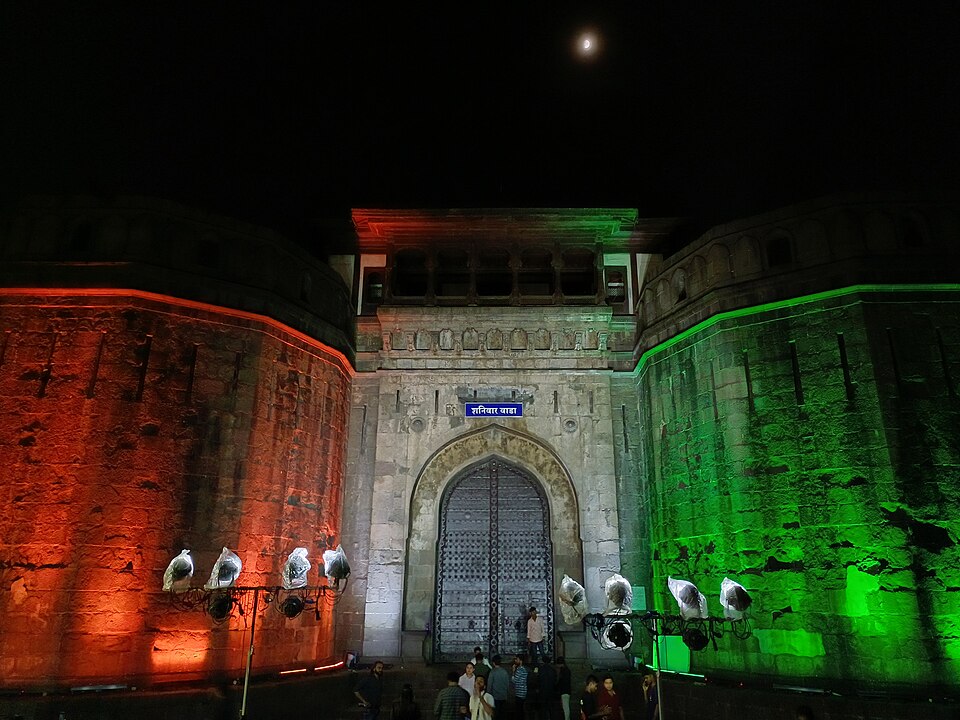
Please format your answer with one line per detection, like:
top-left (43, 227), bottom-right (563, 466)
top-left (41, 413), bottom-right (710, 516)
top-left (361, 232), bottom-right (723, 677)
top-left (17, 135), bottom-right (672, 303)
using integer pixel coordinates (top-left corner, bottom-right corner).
top-left (434, 457), bottom-right (553, 662)
top-left (403, 424), bottom-right (583, 638)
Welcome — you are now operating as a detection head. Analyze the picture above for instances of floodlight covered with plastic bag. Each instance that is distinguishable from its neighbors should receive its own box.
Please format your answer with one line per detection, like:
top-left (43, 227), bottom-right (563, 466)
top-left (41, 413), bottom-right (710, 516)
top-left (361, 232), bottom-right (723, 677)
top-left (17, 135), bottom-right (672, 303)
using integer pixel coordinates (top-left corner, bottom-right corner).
top-left (558, 574), bottom-right (589, 624)
top-left (162, 549), bottom-right (194, 592)
top-left (668, 576), bottom-right (707, 619)
top-left (204, 547), bottom-right (242, 589)
top-left (600, 619), bottom-right (634, 651)
top-left (322, 544), bottom-right (350, 587)
top-left (281, 547), bottom-right (311, 590)
top-left (720, 577), bottom-right (752, 620)
top-left (604, 573), bottom-right (633, 614)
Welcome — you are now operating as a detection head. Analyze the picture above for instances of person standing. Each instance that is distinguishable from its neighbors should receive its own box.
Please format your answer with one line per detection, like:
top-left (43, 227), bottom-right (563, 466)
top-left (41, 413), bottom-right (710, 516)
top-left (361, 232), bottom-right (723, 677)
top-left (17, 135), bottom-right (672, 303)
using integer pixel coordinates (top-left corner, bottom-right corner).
top-left (459, 662), bottom-right (478, 697)
top-left (526, 660), bottom-right (541, 718)
top-left (526, 607), bottom-right (545, 665)
top-left (473, 653), bottom-right (492, 681)
top-left (511, 655), bottom-right (529, 719)
top-left (355, 660), bottom-right (385, 720)
top-left (578, 675), bottom-right (603, 720)
top-left (597, 676), bottom-right (624, 720)
top-left (473, 646), bottom-right (493, 674)
top-left (436, 671), bottom-right (470, 720)
top-left (641, 670), bottom-right (659, 720)
top-left (486, 655), bottom-right (510, 720)
top-left (393, 683), bottom-right (422, 720)
top-left (556, 657), bottom-right (572, 720)
top-left (470, 674), bottom-right (496, 720)
top-left (536, 655), bottom-right (557, 720)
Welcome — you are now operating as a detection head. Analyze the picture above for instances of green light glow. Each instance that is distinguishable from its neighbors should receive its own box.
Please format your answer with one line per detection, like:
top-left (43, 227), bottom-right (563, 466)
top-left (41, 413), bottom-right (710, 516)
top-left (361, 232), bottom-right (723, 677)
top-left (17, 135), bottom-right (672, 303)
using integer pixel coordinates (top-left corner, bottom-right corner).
top-left (844, 565), bottom-right (880, 618)
top-left (620, 283), bottom-right (960, 688)
top-left (633, 283), bottom-right (960, 376)
top-left (753, 629), bottom-right (825, 658)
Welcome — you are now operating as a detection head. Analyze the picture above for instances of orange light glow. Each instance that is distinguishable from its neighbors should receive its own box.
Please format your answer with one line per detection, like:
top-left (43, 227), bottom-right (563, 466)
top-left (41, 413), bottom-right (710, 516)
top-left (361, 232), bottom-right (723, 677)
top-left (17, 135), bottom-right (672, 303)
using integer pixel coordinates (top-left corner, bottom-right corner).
top-left (0, 287), bottom-right (354, 378)
top-left (149, 629), bottom-right (211, 675)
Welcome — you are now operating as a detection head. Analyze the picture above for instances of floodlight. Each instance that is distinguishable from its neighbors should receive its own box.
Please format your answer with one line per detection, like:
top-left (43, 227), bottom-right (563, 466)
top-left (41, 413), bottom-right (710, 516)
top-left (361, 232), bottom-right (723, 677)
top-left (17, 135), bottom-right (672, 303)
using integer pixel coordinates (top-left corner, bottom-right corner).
top-left (603, 573), bottom-right (633, 615)
top-left (681, 626), bottom-right (710, 651)
top-left (322, 545), bottom-right (350, 588)
top-left (205, 547), bottom-right (242, 590)
top-left (667, 576), bottom-right (707, 620)
top-left (162, 549), bottom-right (194, 592)
top-left (720, 577), bottom-right (753, 620)
top-left (281, 547), bottom-right (310, 590)
top-left (207, 591), bottom-right (234, 623)
top-left (599, 620), bottom-right (633, 650)
top-left (558, 574), bottom-right (588, 624)
top-left (278, 595), bottom-right (305, 619)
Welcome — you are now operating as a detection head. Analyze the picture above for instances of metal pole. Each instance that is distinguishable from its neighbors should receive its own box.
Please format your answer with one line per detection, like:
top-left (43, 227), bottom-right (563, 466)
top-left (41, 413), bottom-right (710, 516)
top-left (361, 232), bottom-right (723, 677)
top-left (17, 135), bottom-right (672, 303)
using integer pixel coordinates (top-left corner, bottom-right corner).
top-left (653, 615), bottom-right (665, 720)
top-left (240, 588), bottom-right (260, 720)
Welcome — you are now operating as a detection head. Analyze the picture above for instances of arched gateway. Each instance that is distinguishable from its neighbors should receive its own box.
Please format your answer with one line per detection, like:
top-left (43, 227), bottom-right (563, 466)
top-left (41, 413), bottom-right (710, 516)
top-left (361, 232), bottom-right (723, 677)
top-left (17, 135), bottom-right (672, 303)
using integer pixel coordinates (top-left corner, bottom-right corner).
top-left (404, 424), bottom-right (583, 660)
top-left (435, 458), bottom-right (553, 661)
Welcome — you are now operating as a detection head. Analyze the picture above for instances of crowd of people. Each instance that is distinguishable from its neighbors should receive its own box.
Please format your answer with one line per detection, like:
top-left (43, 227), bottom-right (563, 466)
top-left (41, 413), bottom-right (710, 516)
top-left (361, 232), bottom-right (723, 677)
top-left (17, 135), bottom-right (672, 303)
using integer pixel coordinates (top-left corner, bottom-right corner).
top-left (353, 606), bottom-right (661, 720)
top-left (354, 653), bottom-right (824, 720)
top-left (354, 653), bottom-right (660, 720)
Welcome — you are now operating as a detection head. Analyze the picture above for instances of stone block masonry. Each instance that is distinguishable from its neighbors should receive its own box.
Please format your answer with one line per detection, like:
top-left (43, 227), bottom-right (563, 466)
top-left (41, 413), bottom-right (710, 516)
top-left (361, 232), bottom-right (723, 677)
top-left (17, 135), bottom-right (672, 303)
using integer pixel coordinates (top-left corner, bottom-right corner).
top-left (624, 288), bottom-right (960, 689)
top-left (0, 290), bottom-right (352, 687)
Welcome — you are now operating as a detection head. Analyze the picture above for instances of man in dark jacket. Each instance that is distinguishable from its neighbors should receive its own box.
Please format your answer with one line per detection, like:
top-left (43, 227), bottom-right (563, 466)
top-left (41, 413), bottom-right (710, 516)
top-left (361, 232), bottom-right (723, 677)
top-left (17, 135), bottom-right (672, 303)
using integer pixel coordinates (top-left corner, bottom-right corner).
top-left (536, 656), bottom-right (557, 719)
top-left (556, 657), bottom-right (572, 720)
top-left (579, 675), bottom-right (604, 720)
top-left (355, 660), bottom-right (385, 720)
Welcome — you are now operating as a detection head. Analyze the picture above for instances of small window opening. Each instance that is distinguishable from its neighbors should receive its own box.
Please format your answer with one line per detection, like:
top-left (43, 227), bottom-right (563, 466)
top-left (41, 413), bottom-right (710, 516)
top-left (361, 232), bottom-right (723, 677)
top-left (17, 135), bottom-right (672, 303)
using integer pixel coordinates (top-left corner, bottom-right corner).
top-left (393, 251), bottom-right (428, 296)
top-left (561, 250), bottom-right (596, 297)
top-left (766, 236), bottom-right (792, 268)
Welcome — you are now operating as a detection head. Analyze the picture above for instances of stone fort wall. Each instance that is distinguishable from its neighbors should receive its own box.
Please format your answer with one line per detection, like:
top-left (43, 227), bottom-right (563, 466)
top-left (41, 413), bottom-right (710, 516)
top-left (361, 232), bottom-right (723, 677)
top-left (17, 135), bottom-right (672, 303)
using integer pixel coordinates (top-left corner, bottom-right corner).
top-left (620, 196), bottom-right (960, 689)
top-left (0, 198), bottom-right (354, 687)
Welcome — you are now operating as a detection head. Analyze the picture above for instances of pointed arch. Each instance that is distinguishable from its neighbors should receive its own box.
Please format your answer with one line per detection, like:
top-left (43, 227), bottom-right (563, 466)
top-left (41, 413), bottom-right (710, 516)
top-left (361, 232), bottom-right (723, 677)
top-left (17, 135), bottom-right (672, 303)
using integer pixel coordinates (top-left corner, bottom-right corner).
top-left (403, 424), bottom-right (583, 633)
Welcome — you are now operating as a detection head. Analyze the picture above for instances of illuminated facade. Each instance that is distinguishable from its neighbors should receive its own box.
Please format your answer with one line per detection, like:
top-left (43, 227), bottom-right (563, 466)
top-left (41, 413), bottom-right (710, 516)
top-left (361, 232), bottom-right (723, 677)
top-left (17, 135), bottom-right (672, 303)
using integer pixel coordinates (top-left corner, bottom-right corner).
top-left (0, 199), bottom-right (353, 685)
top-left (0, 195), bottom-right (958, 694)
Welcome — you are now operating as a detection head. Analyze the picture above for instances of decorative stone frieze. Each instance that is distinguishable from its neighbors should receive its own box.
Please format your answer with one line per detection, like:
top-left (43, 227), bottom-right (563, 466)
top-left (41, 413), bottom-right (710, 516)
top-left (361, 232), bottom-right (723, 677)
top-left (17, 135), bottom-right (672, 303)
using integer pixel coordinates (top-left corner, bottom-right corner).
top-left (371, 306), bottom-right (617, 371)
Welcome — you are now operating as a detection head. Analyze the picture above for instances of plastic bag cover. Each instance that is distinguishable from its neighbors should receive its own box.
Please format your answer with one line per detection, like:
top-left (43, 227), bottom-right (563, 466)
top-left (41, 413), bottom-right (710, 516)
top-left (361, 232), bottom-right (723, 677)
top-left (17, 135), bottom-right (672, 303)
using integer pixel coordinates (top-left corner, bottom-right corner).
top-left (205, 546), bottom-right (242, 589)
top-left (282, 547), bottom-right (311, 590)
top-left (604, 573), bottom-right (633, 614)
top-left (668, 576), bottom-right (707, 619)
top-left (163, 549), bottom-right (194, 591)
top-left (558, 574), bottom-right (589, 624)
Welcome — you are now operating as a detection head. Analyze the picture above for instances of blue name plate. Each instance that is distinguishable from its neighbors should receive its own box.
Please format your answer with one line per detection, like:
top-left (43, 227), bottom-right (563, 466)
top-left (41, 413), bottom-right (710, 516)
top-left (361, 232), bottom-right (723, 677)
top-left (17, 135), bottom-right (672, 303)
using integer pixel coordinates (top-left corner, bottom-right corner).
top-left (465, 403), bottom-right (523, 417)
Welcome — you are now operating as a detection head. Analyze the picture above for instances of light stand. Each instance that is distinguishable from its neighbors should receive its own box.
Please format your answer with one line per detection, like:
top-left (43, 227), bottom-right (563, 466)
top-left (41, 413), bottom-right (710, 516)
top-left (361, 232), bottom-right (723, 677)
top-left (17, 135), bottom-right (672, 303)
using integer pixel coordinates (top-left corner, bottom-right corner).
top-left (239, 587), bottom-right (260, 720)
top-left (583, 610), bottom-right (752, 719)
top-left (649, 612), bottom-right (665, 720)
top-left (167, 582), bottom-right (347, 719)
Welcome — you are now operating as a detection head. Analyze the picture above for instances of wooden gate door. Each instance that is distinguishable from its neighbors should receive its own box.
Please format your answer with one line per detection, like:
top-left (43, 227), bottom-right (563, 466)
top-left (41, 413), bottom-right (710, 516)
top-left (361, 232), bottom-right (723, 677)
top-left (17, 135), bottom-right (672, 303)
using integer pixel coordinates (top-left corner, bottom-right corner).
top-left (434, 459), bottom-right (554, 662)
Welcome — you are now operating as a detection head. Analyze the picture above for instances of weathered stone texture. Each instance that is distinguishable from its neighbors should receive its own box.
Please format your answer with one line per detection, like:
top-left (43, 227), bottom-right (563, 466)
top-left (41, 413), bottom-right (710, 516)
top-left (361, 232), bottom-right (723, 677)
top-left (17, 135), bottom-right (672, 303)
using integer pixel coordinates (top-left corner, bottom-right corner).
top-left (0, 292), bottom-right (351, 686)
top-left (342, 302), bottom-right (625, 660)
top-left (630, 290), bottom-right (960, 687)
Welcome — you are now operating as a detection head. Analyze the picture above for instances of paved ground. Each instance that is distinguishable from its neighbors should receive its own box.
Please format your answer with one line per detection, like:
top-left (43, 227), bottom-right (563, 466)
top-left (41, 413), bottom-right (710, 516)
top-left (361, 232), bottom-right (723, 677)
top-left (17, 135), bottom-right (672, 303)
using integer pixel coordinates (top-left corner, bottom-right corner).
top-left (1, 661), bottom-right (957, 720)
top-left (0, 660), bottom-right (638, 720)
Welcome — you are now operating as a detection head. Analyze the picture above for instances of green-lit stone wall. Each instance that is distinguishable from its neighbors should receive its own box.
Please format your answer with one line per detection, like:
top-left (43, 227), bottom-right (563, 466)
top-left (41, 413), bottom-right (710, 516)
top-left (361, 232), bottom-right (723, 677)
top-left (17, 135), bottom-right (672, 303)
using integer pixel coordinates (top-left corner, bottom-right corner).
top-left (612, 374), bottom-right (650, 606)
top-left (620, 287), bottom-right (960, 688)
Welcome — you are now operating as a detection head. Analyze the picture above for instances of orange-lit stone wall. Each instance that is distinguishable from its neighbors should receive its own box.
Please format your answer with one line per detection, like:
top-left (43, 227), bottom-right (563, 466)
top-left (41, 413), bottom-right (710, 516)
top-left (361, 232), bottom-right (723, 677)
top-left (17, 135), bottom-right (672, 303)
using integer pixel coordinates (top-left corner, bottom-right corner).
top-left (0, 290), bottom-right (352, 688)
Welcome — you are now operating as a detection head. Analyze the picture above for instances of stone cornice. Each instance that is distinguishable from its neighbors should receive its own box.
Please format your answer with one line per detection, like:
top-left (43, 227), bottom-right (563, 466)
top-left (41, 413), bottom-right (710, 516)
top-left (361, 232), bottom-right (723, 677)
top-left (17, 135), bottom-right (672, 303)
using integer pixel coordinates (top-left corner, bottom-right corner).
top-left (351, 208), bottom-right (679, 253)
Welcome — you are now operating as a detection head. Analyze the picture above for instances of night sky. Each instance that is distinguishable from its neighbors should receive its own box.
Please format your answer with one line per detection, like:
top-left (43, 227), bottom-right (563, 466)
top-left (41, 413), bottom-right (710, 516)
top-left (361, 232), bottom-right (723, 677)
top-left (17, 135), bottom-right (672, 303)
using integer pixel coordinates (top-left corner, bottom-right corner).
top-left (2, 3), bottom-right (959, 248)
